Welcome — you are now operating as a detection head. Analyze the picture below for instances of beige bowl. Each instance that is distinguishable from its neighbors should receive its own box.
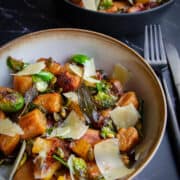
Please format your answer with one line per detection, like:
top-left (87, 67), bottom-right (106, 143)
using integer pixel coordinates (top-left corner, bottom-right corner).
top-left (0, 29), bottom-right (166, 179)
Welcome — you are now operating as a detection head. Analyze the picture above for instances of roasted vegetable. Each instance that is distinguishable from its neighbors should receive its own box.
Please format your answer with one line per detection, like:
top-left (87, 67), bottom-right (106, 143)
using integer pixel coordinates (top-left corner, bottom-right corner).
top-left (35, 81), bottom-right (48, 92)
top-left (101, 126), bottom-right (115, 138)
top-left (100, 120), bottom-right (116, 138)
top-left (73, 157), bottom-right (87, 178)
top-left (116, 127), bottom-right (139, 152)
top-left (33, 93), bottom-right (62, 113)
top-left (13, 75), bottom-right (33, 94)
top-left (32, 71), bottom-right (54, 82)
top-left (0, 87), bottom-right (24, 112)
top-left (32, 71), bottom-right (54, 92)
top-left (71, 54), bottom-right (90, 64)
top-left (7, 56), bottom-right (24, 72)
top-left (93, 82), bottom-right (117, 109)
top-left (69, 155), bottom-right (87, 179)
top-left (94, 91), bottom-right (117, 108)
top-left (19, 109), bottom-right (47, 139)
top-left (100, 0), bottom-right (113, 9)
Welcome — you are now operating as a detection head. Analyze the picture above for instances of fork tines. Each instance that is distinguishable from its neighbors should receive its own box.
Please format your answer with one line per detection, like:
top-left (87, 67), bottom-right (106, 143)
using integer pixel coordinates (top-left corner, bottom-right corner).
top-left (144, 24), bottom-right (167, 67)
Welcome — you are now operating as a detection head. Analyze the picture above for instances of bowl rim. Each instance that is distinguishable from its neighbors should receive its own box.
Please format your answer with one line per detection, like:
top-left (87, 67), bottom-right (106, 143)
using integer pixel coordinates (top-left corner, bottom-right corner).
top-left (63, 0), bottom-right (174, 16)
top-left (0, 28), bottom-right (167, 179)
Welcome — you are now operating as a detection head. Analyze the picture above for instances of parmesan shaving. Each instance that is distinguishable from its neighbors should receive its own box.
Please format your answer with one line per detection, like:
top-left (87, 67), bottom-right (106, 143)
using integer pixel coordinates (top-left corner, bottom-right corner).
top-left (111, 63), bottom-right (131, 85)
top-left (13, 61), bottom-right (45, 76)
top-left (94, 139), bottom-right (134, 180)
top-left (110, 104), bottom-right (140, 129)
top-left (50, 111), bottom-right (88, 139)
top-left (0, 118), bottom-right (24, 136)
top-left (63, 92), bottom-right (78, 103)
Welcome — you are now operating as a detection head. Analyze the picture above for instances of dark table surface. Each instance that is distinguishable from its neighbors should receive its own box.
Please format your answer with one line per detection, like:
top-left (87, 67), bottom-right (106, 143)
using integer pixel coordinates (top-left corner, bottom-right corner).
top-left (0, 0), bottom-right (180, 179)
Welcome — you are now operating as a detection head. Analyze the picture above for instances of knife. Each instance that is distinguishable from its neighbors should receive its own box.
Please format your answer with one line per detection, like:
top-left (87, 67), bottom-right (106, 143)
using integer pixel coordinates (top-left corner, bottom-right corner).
top-left (166, 44), bottom-right (180, 101)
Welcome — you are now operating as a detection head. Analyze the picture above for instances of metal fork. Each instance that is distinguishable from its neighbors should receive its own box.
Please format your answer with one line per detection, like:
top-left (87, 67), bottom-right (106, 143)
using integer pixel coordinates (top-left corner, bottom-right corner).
top-left (144, 24), bottom-right (180, 163)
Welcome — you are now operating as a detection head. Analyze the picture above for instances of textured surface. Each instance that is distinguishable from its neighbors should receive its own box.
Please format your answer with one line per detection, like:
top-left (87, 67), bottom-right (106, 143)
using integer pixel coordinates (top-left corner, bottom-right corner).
top-left (0, 0), bottom-right (179, 179)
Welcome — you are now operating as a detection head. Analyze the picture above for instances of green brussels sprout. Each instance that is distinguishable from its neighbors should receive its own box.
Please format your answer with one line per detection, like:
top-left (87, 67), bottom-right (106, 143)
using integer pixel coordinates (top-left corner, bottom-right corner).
top-left (71, 54), bottom-right (90, 64)
top-left (94, 91), bottom-right (117, 108)
top-left (0, 87), bottom-right (24, 112)
top-left (99, 0), bottom-right (113, 9)
top-left (100, 120), bottom-right (116, 138)
top-left (32, 71), bottom-right (54, 83)
top-left (72, 156), bottom-right (87, 178)
top-left (7, 56), bottom-right (24, 72)
top-left (94, 81), bottom-right (117, 108)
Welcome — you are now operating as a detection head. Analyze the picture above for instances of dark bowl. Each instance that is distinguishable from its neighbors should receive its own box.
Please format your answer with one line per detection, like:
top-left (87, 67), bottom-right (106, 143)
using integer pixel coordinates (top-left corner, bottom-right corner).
top-left (55, 0), bottom-right (174, 35)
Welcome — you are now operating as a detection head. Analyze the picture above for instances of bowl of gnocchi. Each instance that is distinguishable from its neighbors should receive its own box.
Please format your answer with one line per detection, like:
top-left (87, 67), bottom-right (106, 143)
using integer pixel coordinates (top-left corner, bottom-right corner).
top-left (0, 28), bottom-right (166, 180)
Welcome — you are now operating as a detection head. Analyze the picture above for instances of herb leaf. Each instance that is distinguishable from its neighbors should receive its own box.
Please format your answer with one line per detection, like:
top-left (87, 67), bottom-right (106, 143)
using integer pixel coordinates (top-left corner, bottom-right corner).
top-left (19, 86), bottom-right (38, 117)
top-left (53, 154), bottom-right (69, 168)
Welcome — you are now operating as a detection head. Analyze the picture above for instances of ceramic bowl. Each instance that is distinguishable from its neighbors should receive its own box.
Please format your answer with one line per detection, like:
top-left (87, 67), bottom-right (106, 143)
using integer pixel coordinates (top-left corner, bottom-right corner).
top-left (55, 0), bottom-right (174, 35)
top-left (0, 28), bottom-right (166, 179)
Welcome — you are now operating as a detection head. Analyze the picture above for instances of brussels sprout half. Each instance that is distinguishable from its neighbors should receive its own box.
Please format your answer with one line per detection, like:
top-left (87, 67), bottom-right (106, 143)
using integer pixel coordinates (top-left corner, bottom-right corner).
top-left (0, 87), bottom-right (24, 112)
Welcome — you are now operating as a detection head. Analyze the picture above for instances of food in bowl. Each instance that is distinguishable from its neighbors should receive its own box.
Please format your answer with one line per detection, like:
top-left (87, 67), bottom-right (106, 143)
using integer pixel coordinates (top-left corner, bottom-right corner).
top-left (70, 0), bottom-right (169, 13)
top-left (0, 54), bottom-right (144, 179)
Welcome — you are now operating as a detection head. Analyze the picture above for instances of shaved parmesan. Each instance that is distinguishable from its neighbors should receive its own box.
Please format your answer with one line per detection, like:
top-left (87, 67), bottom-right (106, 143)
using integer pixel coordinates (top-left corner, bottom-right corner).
top-left (95, 0), bottom-right (101, 7)
top-left (82, 0), bottom-right (98, 10)
top-left (67, 155), bottom-right (75, 180)
top-left (69, 64), bottom-right (83, 77)
top-left (83, 58), bottom-right (96, 78)
top-left (111, 63), bottom-right (131, 85)
top-left (69, 59), bottom-right (99, 85)
top-left (110, 104), bottom-right (140, 129)
top-left (94, 139), bottom-right (134, 180)
top-left (84, 77), bottom-right (101, 84)
top-left (63, 92), bottom-right (78, 103)
top-left (13, 61), bottom-right (45, 76)
top-left (82, 58), bottom-right (100, 85)
top-left (0, 118), bottom-right (24, 136)
top-left (9, 141), bottom-right (26, 180)
top-left (50, 111), bottom-right (88, 139)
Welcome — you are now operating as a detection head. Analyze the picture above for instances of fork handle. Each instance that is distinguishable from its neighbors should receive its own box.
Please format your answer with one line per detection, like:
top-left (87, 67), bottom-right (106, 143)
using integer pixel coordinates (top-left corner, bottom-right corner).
top-left (177, 84), bottom-right (180, 102)
top-left (161, 71), bottom-right (180, 164)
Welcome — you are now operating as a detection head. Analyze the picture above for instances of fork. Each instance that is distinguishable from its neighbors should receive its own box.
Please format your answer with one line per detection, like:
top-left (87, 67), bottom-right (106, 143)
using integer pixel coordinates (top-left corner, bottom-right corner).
top-left (144, 24), bottom-right (180, 163)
